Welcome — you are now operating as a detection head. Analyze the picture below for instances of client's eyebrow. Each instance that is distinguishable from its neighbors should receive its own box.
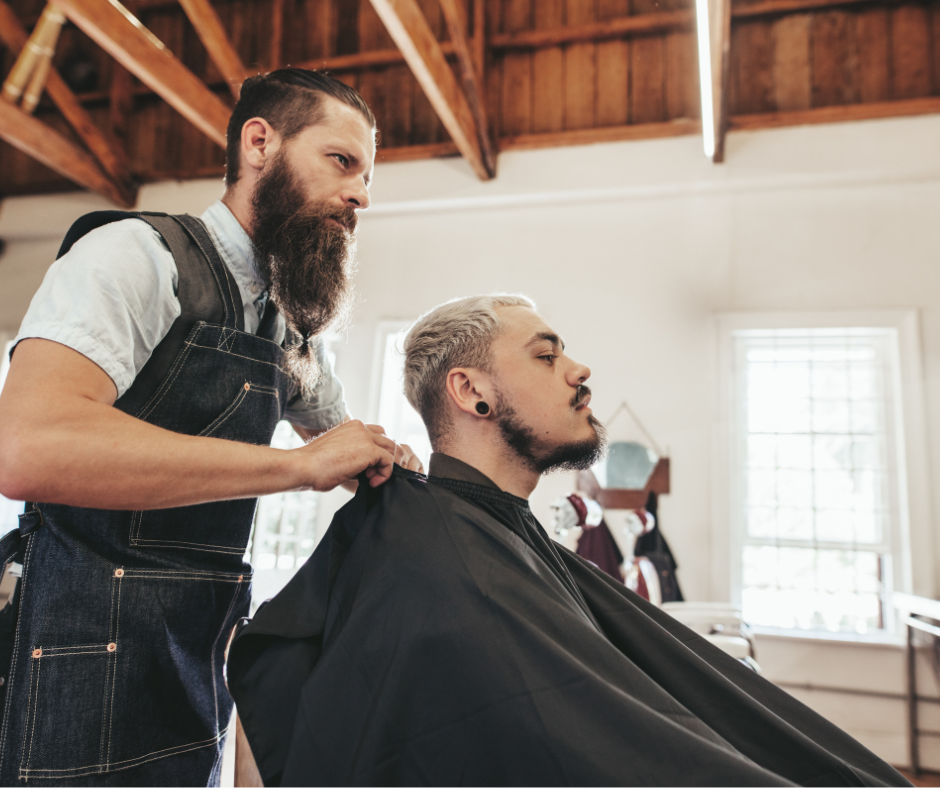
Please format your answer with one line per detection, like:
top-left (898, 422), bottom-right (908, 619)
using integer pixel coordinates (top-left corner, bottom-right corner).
top-left (525, 332), bottom-right (565, 352)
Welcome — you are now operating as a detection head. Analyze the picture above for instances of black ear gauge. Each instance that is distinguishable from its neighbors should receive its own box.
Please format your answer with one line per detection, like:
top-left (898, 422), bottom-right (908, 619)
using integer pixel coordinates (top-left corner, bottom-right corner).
top-left (475, 401), bottom-right (490, 415)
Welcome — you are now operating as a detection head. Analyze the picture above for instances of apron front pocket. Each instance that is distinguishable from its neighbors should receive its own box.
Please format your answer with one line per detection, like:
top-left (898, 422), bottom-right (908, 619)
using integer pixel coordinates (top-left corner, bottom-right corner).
top-left (20, 643), bottom-right (117, 780)
top-left (17, 567), bottom-right (250, 780)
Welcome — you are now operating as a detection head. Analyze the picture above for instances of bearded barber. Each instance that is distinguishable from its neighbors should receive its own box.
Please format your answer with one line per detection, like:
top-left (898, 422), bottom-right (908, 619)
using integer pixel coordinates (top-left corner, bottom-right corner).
top-left (0, 69), bottom-right (418, 786)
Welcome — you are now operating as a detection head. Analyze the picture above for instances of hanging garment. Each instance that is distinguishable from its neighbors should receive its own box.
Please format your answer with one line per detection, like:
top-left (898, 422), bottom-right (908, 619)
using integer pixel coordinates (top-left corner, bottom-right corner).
top-left (576, 519), bottom-right (625, 581)
top-left (635, 491), bottom-right (684, 603)
top-left (227, 463), bottom-right (909, 788)
top-left (0, 212), bottom-right (289, 786)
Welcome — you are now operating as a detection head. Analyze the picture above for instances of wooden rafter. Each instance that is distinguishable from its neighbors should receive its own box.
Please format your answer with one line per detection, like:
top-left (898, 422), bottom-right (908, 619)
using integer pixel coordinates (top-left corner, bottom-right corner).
top-left (368, 0), bottom-right (494, 180)
top-left (438, 0), bottom-right (495, 176)
top-left (53, 0), bottom-right (230, 147)
top-left (0, 99), bottom-right (134, 206)
top-left (491, 10), bottom-right (694, 49)
top-left (0, 0), bottom-right (138, 205)
top-left (177, 0), bottom-right (246, 99)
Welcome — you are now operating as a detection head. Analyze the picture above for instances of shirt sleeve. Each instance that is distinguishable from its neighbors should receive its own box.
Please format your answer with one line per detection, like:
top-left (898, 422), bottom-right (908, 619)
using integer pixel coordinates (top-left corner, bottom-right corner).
top-left (283, 337), bottom-right (348, 433)
top-left (12, 219), bottom-right (180, 398)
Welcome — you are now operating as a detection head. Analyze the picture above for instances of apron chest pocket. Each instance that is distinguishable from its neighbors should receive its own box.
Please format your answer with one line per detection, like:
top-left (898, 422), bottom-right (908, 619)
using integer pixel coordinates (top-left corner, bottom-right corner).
top-left (131, 382), bottom-right (281, 556)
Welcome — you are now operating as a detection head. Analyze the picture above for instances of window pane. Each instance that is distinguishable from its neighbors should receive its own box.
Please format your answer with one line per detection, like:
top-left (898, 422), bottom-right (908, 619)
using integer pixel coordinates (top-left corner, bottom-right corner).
top-left (742, 546), bottom-right (883, 633)
top-left (747, 435), bottom-right (777, 469)
top-left (746, 469), bottom-right (777, 508)
top-left (250, 421), bottom-right (320, 573)
top-left (777, 470), bottom-right (813, 509)
top-left (776, 435), bottom-right (812, 470)
top-left (746, 507), bottom-right (777, 539)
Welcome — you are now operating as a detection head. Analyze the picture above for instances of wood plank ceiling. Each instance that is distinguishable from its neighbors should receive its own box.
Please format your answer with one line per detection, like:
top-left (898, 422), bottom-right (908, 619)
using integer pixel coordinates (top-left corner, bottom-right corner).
top-left (1, 0), bottom-right (939, 200)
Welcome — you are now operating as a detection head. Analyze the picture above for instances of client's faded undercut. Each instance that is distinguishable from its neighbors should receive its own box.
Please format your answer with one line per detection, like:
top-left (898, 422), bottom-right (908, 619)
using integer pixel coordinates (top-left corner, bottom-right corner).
top-left (403, 294), bottom-right (535, 448)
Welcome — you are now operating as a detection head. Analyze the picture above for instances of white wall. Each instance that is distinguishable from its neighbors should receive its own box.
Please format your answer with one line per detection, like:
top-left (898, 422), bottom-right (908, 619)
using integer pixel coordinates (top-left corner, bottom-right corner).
top-left (2, 113), bottom-right (939, 768)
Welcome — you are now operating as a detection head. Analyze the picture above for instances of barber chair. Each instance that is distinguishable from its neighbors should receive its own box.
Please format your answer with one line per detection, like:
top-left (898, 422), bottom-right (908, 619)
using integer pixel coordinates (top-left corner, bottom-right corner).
top-left (661, 602), bottom-right (760, 672)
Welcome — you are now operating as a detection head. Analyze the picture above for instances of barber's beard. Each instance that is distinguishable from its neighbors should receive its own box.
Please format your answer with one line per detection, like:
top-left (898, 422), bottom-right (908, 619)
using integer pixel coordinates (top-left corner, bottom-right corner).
top-left (249, 150), bottom-right (358, 394)
top-left (494, 386), bottom-right (608, 475)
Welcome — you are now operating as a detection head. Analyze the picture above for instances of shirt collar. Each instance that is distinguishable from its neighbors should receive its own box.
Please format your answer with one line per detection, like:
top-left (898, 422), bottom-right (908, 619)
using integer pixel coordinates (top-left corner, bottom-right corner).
top-left (200, 200), bottom-right (265, 298)
top-left (428, 453), bottom-right (501, 490)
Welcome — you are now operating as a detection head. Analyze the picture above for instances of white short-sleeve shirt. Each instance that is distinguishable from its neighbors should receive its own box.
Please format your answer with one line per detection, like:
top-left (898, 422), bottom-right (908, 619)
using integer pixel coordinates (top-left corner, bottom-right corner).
top-left (13, 200), bottom-right (347, 432)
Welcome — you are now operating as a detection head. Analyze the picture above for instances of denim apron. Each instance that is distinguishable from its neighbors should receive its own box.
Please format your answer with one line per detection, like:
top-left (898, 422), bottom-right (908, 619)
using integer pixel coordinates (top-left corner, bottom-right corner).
top-left (0, 213), bottom-right (288, 786)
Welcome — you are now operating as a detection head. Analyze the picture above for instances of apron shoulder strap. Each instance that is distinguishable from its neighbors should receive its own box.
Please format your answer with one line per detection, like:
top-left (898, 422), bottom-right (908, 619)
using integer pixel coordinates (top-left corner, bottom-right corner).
top-left (55, 209), bottom-right (247, 416)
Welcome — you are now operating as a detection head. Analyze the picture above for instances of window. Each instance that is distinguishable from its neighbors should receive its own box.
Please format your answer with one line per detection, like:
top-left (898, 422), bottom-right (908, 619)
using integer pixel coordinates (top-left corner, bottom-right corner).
top-left (370, 322), bottom-right (432, 470)
top-left (248, 421), bottom-right (320, 571)
top-left (719, 313), bottom-right (929, 640)
top-left (247, 337), bottom-right (339, 602)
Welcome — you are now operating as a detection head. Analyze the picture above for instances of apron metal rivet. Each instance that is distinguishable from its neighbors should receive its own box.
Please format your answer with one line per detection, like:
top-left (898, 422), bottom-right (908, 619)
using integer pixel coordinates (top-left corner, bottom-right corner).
top-left (243, 383), bottom-right (250, 391)
top-left (114, 568), bottom-right (124, 578)
top-left (32, 649), bottom-right (41, 658)
top-left (0, 676), bottom-right (5, 686)
top-left (237, 575), bottom-right (243, 582)
top-left (107, 643), bottom-right (116, 652)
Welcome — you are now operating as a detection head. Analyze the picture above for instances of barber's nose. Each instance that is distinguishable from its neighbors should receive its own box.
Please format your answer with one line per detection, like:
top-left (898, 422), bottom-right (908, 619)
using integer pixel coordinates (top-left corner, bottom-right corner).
top-left (343, 183), bottom-right (371, 210)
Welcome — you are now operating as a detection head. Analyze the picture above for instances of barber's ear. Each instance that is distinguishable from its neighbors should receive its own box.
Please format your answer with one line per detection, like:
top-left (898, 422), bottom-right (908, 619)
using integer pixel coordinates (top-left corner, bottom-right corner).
top-left (241, 117), bottom-right (279, 174)
top-left (445, 369), bottom-right (493, 418)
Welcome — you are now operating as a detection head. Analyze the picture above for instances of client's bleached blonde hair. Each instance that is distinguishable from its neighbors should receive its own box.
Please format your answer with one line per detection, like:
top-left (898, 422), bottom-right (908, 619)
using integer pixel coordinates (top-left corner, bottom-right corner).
top-left (403, 293), bottom-right (536, 449)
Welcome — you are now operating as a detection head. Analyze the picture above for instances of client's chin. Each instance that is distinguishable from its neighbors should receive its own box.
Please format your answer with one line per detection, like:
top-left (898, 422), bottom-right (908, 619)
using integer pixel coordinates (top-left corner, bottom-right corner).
top-left (537, 416), bottom-right (608, 475)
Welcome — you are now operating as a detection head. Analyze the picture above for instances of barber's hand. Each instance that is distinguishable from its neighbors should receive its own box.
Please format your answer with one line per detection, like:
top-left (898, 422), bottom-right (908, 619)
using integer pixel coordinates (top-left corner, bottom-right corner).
top-left (394, 443), bottom-right (424, 474)
top-left (296, 419), bottom-right (397, 491)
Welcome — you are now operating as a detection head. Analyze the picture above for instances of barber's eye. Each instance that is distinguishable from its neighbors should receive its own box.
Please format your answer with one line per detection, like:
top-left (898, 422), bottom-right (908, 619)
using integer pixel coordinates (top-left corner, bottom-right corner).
top-left (540, 355), bottom-right (556, 364)
top-left (332, 154), bottom-right (349, 167)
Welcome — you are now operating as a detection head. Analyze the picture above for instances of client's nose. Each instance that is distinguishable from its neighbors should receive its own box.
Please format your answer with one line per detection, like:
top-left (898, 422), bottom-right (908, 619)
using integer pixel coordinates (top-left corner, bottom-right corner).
top-left (568, 360), bottom-right (591, 386)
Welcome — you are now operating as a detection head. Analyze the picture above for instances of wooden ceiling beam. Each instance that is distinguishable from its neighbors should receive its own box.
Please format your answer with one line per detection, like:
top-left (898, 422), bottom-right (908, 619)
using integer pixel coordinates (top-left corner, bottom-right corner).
top-left (177, 0), bottom-right (246, 99)
top-left (0, 98), bottom-right (134, 206)
top-left (53, 0), bottom-right (230, 147)
top-left (368, 0), bottom-right (493, 180)
top-left (731, 0), bottom-right (883, 17)
top-left (491, 10), bottom-right (694, 49)
top-left (0, 0), bottom-right (138, 205)
top-left (438, 0), bottom-right (495, 176)
top-left (729, 96), bottom-right (940, 129)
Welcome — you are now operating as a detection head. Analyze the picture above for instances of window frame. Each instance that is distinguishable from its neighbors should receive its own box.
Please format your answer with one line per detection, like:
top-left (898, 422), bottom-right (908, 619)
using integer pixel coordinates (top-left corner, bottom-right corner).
top-left (714, 311), bottom-right (932, 643)
top-left (367, 321), bottom-right (414, 424)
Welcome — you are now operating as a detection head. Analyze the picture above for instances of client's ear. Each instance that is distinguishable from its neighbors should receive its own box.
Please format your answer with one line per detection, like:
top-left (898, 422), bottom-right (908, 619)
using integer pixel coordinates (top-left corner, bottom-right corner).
top-left (445, 368), bottom-right (493, 419)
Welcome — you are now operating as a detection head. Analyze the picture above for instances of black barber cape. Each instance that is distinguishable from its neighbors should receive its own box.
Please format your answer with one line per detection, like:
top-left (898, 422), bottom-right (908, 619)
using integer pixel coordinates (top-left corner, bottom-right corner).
top-left (227, 458), bottom-right (908, 787)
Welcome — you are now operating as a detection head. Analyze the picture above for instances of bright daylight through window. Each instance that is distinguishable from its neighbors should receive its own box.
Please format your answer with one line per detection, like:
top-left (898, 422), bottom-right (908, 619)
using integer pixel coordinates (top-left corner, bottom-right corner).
top-left (373, 324), bottom-right (432, 471)
top-left (734, 328), bottom-right (904, 637)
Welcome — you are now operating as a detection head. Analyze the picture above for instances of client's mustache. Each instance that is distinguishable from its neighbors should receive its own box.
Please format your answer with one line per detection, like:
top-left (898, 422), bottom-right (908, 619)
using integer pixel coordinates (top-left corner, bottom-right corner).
top-left (571, 385), bottom-right (591, 408)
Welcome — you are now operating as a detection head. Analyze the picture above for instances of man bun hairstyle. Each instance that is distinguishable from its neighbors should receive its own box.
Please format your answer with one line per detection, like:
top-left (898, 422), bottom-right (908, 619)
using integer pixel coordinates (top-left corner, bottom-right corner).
top-left (225, 68), bottom-right (376, 185)
top-left (403, 294), bottom-right (536, 449)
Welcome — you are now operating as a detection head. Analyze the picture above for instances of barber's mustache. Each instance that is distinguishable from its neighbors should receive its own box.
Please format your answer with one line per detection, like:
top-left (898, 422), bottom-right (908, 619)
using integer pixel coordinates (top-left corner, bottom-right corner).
top-left (312, 204), bottom-right (359, 234)
top-left (571, 385), bottom-right (591, 408)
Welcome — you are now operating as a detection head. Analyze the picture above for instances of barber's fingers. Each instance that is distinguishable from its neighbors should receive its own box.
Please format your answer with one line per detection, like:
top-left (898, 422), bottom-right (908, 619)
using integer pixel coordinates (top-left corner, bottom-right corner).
top-left (364, 451), bottom-right (394, 486)
top-left (367, 430), bottom-right (398, 456)
top-left (396, 443), bottom-right (424, 473)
